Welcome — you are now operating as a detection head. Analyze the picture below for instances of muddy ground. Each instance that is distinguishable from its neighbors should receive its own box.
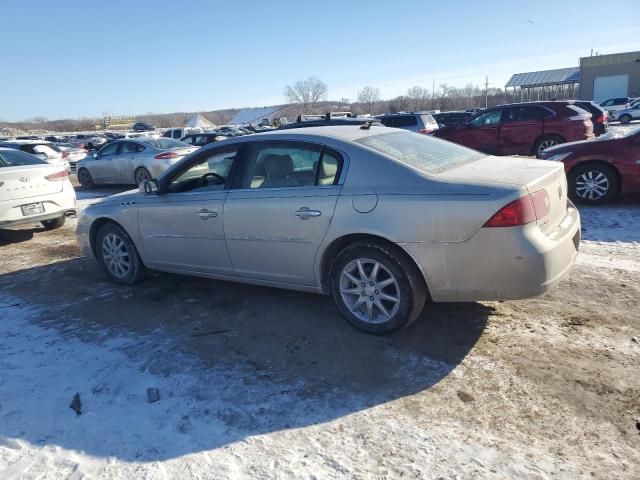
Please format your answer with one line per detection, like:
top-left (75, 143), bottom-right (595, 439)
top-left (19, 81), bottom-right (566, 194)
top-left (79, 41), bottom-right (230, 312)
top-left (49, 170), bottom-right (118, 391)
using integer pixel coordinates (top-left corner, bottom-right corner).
top-left (0, 185), bottom-right (638, 479)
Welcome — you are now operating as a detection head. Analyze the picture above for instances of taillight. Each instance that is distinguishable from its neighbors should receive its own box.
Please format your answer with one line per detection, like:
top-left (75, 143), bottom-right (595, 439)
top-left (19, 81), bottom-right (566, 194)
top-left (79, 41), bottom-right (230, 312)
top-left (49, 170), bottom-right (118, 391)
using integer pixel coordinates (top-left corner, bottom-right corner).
top-left (417, 128), bottom-right (432, 134)
top-left (45, 170), bottom-right (70, 181)
top-left (484, 190), bottom-right (550, 227)
top-left (530, 189), bottom-right (551, 219)
top-left (154, 152), bottom-right (179, 160)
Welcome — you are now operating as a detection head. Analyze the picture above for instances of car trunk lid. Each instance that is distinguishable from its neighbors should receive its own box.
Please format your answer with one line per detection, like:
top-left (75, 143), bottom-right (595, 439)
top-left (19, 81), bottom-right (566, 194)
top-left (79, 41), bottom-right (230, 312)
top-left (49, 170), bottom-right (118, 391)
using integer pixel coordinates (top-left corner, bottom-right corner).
top-left (439, 156), bottom-right (568, 234)
top-left (0, 164), bottom-right (65, 202)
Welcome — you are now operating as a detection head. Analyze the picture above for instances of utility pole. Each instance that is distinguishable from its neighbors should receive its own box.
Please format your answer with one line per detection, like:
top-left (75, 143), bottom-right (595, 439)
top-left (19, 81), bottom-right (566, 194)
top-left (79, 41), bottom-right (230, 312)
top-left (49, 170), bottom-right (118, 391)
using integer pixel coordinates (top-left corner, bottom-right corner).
top-left (484, 76), bottom-right (489, 109)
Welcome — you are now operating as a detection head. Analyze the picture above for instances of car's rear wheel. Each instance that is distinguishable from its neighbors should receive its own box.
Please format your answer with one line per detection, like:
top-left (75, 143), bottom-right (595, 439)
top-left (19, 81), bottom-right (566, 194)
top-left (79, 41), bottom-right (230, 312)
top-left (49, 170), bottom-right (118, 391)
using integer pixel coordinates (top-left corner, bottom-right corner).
top-left (77, 168), bottom-right (94, 188)
top-left (134, 167), bottom-right (151, 185)
top-left (619, 114), bottom-right (632, 124)
top-left (96, 223), bottom-right (147, 285)
top-left (568, 163), bottom-right (619, 205)
top-left (42, 216), bottom-right (66, 230)
top-left (330, 242), bottom-right (426, 334)
top-left (534, 135), bottom-right (564, 157)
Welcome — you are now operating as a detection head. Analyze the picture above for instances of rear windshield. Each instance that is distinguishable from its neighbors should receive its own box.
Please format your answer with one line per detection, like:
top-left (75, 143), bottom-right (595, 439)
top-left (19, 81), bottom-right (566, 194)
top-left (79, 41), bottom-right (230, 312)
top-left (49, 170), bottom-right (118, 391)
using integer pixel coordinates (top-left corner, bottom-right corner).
top-left (0, 149), bottom-right (46, 167)
top-left (355, 131), bottom-right (484, 174)
top-left (140, 138), bottom-right (188, 150)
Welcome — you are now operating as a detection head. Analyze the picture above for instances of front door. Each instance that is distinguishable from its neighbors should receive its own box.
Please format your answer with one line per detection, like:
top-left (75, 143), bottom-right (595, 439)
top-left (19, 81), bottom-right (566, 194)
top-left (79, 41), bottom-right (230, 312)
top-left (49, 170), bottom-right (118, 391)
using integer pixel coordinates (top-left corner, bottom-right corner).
top-left (138, 147), bottom-right (240, 274)
top-left (454, 109), bottom-right (502, 154)
top-left (224, 141), bottom-right (342, 285)
top-left (90, 141), bottom-right (120, 183)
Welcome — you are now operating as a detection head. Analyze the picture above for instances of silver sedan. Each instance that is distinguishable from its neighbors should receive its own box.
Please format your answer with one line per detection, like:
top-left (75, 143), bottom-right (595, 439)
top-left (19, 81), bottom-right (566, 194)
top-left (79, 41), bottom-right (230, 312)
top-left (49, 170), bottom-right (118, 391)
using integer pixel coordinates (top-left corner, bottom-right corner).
top-left (76, 126), bottom-right (580, 334)
top-left (76, 138), bottom-right (196, 187)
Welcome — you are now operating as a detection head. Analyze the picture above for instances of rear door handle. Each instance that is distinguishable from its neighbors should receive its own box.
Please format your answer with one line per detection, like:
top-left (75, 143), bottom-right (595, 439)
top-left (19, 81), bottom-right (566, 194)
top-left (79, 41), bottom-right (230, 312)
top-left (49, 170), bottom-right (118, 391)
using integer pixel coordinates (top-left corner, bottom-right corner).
top-left (198, 209), bottom-right (217, 219)
top-left (295, 207), bottom-right (321, 220)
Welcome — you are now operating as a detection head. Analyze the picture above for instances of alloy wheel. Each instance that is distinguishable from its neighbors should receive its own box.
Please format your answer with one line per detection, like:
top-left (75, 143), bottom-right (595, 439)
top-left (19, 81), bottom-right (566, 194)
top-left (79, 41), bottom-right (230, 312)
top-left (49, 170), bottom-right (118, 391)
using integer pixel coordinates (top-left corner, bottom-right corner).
top-left (135, 169), bottom-right (151, 184)
top-left (101, 233), bottom-right (131, 278)
top-left (575, 170), bottom-right (609, 201)
top-left (339, 258), bottom-right (400, 324)
top-left (538, 139), bottom-right (558, 155)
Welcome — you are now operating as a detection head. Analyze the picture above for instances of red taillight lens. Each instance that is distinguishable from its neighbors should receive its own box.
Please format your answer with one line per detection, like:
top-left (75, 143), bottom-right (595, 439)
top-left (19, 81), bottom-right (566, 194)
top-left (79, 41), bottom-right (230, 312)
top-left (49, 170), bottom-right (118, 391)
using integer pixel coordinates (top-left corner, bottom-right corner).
top-left (154, 152), bottom-right (179, 160)
top-left (484, 195), bottom-right (536, 227)
top-left (45, 170), bottom-right (70, 181)
top-left (595, 114), bottom-right (605, 123)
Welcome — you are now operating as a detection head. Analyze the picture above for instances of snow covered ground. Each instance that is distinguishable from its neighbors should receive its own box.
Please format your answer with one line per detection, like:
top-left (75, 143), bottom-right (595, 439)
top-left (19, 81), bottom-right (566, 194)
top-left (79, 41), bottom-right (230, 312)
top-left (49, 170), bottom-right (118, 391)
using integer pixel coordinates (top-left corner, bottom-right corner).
top-left (0, 186), bottom-right (638, 479)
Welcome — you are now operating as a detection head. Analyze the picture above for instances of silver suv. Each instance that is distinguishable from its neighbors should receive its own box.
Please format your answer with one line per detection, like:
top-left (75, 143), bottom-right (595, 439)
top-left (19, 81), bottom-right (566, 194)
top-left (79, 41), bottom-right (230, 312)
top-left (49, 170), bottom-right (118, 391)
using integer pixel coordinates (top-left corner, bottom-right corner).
top-left (376, 112), bottom-right (439, 134)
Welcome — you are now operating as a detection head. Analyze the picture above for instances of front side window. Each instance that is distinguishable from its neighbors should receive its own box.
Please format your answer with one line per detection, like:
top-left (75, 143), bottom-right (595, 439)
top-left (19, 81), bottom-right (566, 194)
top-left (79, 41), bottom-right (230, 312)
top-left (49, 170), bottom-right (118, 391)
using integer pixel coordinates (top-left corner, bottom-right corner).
top-left (469, 109), bottom-right (502, 127)
top-left (98, 142), bottom-right (119, 156)
top-left (167, 148), bottom-right (239, 194)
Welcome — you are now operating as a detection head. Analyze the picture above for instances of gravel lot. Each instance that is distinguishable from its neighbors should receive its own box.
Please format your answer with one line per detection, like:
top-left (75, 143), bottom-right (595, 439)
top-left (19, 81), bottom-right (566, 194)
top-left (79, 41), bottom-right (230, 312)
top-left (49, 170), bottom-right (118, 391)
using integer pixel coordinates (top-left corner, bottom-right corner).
top-left (0, 181), bottom-right (638, 479)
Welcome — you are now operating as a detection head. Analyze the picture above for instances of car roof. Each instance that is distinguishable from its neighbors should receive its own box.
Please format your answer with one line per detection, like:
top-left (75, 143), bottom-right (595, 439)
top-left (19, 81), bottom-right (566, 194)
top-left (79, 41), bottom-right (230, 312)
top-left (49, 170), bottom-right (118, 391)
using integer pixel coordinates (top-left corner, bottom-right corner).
top-left (0, 140), bottom-right (53, 145)
top-left (253, 125), bottom-right (393, 142)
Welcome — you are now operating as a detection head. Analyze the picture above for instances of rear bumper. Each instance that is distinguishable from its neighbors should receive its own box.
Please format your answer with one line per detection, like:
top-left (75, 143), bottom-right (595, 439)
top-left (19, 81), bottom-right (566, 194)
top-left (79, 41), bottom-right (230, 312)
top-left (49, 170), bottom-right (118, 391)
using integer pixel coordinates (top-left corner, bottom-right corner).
top-left (401, 203), bottom-right (581, 302)
top-left (0, 186), bottom-right (76, 228)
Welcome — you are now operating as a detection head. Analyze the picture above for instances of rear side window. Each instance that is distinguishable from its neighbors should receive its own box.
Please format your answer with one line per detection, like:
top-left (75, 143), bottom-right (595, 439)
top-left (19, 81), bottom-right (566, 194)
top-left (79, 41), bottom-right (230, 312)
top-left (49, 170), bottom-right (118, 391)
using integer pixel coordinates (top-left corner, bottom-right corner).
top-left (502, 106), bottom-right (544, 122)
top-left (0, 149), bottom-right (46, 167)
top-left (421, 115), bottom-right (438, 127)
top-left (378, 116), bottom-right (395, 127)
top-left (394, 116), bottom-right (418, 127)
top-left (356, 131), bottom-right (485, 174)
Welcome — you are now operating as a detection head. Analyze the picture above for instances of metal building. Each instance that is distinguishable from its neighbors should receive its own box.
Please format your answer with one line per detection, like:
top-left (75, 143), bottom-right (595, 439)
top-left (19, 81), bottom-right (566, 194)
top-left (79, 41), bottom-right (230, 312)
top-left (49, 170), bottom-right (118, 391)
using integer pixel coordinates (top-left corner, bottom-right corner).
top-left (579, 51), bottom-right (640, 102)
top-left (505, 67), bottom-right (580, 102)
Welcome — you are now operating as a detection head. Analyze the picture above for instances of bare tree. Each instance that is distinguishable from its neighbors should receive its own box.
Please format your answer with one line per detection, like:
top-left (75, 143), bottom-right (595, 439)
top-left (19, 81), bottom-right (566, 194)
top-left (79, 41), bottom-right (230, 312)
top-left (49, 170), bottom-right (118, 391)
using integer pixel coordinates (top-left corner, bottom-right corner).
top-left (438, 84), bottom-right (453, 111)
top-left (406, 86), bottom-right (429, 111)
top-left (284, 76), bottom-right (328, 114)
top-left (388, 95), bottom-right (410, 113)
top-left (357, 86), bottom-right (380, 114)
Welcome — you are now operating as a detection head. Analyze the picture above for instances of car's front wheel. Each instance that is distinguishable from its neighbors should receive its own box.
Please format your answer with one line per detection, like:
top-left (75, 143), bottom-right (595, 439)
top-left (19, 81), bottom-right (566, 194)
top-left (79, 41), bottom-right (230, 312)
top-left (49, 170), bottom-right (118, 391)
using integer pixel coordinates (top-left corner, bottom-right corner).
top-left (568, 163), bottom-right (619, 204)
top-left (330, 242), bottom-right (427, 334)
top-left (96, 223), bottom-right (147, 285)
top-left (619, 114), bottom-right (632, 124)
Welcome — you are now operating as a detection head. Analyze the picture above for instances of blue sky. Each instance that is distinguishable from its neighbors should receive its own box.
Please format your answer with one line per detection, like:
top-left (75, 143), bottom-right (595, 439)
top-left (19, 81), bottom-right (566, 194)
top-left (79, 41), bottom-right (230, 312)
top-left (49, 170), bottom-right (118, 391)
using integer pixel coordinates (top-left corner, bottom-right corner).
top-left (1, 0), bottom-right (638, 121)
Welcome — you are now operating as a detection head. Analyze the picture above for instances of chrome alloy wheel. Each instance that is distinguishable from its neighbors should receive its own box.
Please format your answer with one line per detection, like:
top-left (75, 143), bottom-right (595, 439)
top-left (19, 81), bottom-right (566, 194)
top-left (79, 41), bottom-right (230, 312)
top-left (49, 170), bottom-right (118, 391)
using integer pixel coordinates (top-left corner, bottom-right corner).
top-left (537, 138), bottom-right (559, 155)
top-left (575, 170), bottom-right (609, 201)
top-left (101, 233), bottom-right (130, 278)
top-left (339, 258), bottom-right (400, 324)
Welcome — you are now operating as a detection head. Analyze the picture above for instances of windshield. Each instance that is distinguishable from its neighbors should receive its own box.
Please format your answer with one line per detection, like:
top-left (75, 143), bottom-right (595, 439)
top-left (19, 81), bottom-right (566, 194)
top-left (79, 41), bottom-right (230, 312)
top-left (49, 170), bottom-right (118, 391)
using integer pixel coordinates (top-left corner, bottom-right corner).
top-left (355, 131), bottom-right (485, 174)
top-left (140, 138), bottom-right (189, 150)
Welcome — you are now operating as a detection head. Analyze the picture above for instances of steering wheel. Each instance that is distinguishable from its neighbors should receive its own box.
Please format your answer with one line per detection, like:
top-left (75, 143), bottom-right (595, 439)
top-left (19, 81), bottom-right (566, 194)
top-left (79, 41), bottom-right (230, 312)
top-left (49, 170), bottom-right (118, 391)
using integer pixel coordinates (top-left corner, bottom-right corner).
top-left (199, 172), bottom-right (225, 187)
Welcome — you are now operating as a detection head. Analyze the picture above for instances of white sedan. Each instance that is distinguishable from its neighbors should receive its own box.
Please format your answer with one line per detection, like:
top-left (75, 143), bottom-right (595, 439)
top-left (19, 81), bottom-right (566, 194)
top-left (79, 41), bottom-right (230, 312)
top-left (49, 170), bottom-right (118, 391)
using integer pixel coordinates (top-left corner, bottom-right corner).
top-left (0, 148), bottom-right (76, 230)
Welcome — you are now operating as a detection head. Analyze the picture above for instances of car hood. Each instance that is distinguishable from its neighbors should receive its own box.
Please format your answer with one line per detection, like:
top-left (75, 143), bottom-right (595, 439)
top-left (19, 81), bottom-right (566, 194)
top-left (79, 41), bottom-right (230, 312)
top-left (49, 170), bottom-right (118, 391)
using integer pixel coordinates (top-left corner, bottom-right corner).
top-left (542, 132), bottom-right (619, 155)
top-left (88, 189), bottom-right (141, 208)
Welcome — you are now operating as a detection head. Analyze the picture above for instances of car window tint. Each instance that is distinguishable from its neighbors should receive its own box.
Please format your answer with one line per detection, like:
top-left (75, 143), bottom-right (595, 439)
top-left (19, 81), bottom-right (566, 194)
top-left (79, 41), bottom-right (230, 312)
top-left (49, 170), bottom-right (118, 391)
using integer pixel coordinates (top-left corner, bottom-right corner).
top-left (356, 131), bottom-right (484, 174)
top-left (119, 142), bottom-right (138, 154)
top-left (502, 106), bottom-right (542, 123)
top-left (99, 142), bottom-right (119, 156)
top-left (0, 149), bottom-right (46, 167)
top-left (317, 151), bottom-right (340, 185)
top-left (245, 143), bottom-right (321, 189)
top-left (470, 109), bottom-right (502, 126)
top-left (168, 149), bottom-right (239, 194)
top-left (394, 116), bottom-right (418, 127)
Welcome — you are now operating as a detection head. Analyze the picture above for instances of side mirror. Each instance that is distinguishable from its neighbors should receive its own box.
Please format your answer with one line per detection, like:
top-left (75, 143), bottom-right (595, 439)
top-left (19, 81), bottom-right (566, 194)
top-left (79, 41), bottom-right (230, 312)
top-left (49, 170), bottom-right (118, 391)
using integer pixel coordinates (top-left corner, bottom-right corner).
top-left (140, 178), bottom-right (159, 195)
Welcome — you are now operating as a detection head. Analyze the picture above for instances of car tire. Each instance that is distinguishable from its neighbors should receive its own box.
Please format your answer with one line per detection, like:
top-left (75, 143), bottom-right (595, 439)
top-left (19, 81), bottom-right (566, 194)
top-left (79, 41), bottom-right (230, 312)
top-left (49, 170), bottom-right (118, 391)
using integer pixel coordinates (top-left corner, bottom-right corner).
top-left (95, 222), bottom-right (148, 285)
top-left (41, 216), bottom-right (66, 230)
top-left (329, 242), bottom-right (427, 334)
top-left (134, 167), bottom-right (151, 185)
top-left (534, 135), bottom-right (565, 158)
top-left (568, 163), bottom-right (619, 205)
top-left (619, 114), bottom-right (632, 124)
top-left (77, 168), bottom-right (94, 188)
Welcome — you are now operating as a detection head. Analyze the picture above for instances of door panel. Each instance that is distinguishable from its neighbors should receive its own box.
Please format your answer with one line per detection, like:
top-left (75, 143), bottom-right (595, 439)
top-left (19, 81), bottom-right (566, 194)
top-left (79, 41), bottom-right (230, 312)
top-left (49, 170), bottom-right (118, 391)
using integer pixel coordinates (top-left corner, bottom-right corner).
top-left (112, 142), bottom-right (138, 183)
top-left (138, 191), bottom-right (232, 273)
top-left (224, 186), bottom-right (340, 285)
top-left (499, 107), bottom-right (544, 155)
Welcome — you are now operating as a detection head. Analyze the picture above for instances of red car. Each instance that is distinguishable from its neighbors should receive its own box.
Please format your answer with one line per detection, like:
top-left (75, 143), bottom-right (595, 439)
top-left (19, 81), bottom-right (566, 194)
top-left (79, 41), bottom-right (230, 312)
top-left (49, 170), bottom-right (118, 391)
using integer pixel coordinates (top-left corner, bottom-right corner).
top-left (433, 102), bottom-right (594, 157)
top-left (539, 127), bottom-right (640, 204)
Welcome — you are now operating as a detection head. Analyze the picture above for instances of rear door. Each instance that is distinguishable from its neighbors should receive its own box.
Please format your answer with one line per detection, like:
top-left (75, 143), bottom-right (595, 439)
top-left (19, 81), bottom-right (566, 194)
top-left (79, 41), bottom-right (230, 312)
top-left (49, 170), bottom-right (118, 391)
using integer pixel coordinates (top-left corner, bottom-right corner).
top-left (499, 106), bottom-right (544, 155)
top-left (224, 141), bottom-right (342, 285)
top-left (111, 141), bottom-right (139, 183)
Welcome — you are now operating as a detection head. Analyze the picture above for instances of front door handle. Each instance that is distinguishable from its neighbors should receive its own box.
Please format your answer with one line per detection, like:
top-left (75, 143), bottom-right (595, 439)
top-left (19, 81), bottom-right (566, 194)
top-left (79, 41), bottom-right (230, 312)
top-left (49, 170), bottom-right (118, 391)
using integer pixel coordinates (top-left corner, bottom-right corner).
top-left (198, 209), bottom-right (217, 219)
top-left (295, 207), bottom-right (321, 220)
